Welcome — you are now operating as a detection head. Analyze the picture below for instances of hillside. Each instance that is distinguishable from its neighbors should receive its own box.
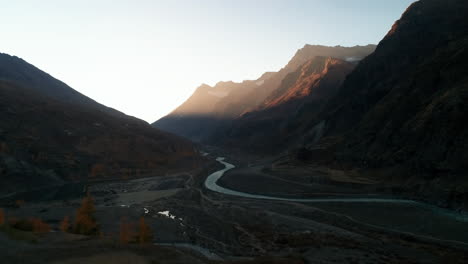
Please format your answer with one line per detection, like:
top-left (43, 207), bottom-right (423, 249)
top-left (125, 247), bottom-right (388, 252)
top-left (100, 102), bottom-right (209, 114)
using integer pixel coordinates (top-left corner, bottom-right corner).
top-left (0, 54), bottom-right (201, 195)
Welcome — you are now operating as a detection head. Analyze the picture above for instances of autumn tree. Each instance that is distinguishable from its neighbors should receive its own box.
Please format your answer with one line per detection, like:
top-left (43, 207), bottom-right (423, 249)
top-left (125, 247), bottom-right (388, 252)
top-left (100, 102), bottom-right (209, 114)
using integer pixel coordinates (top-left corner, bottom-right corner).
top-left (90, 163), bottom-right (105, 178)
top-left (60, 216), bottom-right (70, 232)
top-left (73, 194), bottom-right (99, 235)
top-left (0, 208), bottom-right (5, 226)
top-left (31, 218), bottom-right (50, 233)
top-left (15, 200), bottom-right (25, 208)
top-left (138, 216), bottom-right (153, 244)
top-left (119, 217), bottom-right (135, 244)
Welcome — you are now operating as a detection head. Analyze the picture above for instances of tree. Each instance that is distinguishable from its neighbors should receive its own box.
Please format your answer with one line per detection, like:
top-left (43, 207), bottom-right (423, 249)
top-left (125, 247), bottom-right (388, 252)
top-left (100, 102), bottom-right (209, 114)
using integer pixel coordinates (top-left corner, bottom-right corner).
top-left (31, 218), bottom-right (50, 233)
top-left (73, 194), bottom-right (99, 235)
top-left (138, 216), bottom-right (153, 244)
top-left (90, 163), bottom-right (105, 178)
top-left (119, 217), bottom-right (135, 244)
top-left (60, 216), bottom-right (70, 232)
top-left (15, 200), bottom-right (25, 208)
top-left (0, 208), bottom-right (4, 226)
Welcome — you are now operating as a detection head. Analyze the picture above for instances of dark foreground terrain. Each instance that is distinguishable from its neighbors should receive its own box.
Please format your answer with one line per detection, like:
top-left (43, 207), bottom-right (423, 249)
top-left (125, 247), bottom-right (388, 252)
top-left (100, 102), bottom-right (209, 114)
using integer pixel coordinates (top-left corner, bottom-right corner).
top-left (1, 153), bottom-right (467, 264)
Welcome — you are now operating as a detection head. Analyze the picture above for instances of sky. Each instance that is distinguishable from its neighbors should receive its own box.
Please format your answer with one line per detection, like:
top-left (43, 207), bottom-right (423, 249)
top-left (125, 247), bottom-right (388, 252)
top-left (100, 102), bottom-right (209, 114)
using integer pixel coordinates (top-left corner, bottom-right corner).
top-left (0, 0), bottom-right (415, 122)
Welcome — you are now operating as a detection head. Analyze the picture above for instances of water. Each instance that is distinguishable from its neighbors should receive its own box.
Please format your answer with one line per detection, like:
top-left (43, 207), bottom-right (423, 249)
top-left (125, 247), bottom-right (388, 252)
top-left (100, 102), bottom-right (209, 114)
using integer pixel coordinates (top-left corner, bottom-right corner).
top-left (204, 157), bottom-right (468, 245)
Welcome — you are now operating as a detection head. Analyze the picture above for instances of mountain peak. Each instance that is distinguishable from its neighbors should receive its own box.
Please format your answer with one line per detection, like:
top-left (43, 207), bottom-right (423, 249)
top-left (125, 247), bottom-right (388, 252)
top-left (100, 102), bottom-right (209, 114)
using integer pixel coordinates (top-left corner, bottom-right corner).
top-left (285, 44), bottom-right (377, 73)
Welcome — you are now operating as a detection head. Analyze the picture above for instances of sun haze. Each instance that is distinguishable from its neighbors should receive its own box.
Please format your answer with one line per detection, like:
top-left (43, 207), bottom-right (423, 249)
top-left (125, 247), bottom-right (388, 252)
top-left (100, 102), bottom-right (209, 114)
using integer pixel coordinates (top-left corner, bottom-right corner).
top-left (0, 0), bottom-right (414, 122)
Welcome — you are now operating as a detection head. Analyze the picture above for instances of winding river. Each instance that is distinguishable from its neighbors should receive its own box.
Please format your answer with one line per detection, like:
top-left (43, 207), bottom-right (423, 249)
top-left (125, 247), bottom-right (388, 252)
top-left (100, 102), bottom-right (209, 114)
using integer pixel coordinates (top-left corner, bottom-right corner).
top-left (205, 157), bottom-right (468, 222)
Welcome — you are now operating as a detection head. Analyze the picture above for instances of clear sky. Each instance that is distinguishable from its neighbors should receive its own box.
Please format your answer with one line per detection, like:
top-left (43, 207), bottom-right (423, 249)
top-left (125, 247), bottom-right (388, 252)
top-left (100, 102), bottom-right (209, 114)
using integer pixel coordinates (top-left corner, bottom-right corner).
top-left (0, 0), bottom-right (415, 122)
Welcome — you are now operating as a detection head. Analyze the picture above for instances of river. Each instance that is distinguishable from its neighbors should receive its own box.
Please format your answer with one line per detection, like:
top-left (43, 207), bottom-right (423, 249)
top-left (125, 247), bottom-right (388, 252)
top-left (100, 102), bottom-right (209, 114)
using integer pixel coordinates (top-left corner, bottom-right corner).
top-left (204, 157), bottom-right (468, 245)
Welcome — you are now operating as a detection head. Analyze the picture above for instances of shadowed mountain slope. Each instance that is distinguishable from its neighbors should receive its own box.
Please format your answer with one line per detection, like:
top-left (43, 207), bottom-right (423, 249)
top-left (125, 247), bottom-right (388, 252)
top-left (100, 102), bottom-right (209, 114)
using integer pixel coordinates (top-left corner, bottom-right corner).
top-left (300, 0), bottom-right (468, 186)
top-left (0, 53), bottom-right (201, 195)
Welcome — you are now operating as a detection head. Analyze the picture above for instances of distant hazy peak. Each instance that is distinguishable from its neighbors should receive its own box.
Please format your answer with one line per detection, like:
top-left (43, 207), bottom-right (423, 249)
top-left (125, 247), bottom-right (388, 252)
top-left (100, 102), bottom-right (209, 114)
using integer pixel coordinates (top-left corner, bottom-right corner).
top-left (285, 44), bottom-right (377, 72)
top-left (258, 71), bottom-right (276, 81)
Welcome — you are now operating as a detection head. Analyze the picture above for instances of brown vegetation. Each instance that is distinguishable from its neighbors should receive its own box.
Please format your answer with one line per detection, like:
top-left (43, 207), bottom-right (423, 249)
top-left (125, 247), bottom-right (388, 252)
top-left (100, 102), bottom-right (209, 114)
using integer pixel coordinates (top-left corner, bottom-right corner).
top-left (15, 199), bottom-right (25, 208)
top-left (90, 163), bottom-right (106, 178)
top-left (31, 218), bottom-right (51, 233)
top-left (8, 217), bottom-right (50, 233)
top-left (119, 217), bottom-right (135, 244)
top-left (138, 216), bottom-right (153, 244)
top-left (0, 208), bottom-right (4, 226)
top-left (119, 216), bottom-right (153, 245)
top-left (0, 142), bottom-right (9, 153)
top-left (73, 194), bottom-right (99, 235)
top-left (60, 216), bottom-right (70, 232)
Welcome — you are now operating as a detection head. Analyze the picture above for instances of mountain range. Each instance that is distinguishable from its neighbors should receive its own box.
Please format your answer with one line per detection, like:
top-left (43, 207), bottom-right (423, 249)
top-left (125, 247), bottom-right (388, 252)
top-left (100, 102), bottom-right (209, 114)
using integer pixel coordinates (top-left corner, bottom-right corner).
top-left (154, 0), bottom-right (468, 203)
top-left (154, 45), bottom-right (376, 143)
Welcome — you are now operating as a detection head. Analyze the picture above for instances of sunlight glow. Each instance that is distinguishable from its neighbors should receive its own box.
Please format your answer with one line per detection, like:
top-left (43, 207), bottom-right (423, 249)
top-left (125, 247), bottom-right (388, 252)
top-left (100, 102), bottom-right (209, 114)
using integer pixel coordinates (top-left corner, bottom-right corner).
top-left (0, 0), bottom-right (414, 122)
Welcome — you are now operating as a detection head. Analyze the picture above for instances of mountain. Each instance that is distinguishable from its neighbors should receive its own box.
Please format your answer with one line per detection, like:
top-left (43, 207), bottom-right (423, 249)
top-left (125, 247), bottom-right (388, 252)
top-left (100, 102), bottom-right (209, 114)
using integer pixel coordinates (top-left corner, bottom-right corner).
top-left (153, 44), bottom-right (376, 142)
top-left (298, 0), bottom-right (468, 199)
top-left (210, 56), bottom-right (356, 153)
top-left (0, 53), bottom-right (201, 195)
top-left (154, 76), bottom-right (272, 142)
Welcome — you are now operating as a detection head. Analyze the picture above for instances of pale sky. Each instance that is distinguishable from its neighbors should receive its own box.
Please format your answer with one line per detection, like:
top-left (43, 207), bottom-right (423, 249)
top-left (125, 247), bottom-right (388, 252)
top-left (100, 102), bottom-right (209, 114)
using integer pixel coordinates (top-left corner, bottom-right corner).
top-left (0, 0), bottom-right (414, 122)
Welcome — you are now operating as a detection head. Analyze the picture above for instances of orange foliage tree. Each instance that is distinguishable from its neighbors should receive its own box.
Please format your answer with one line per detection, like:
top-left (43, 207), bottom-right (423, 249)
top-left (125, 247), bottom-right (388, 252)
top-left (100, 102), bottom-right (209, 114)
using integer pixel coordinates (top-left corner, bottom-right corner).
top-left (90, 163), bottom-right (105, 178)
top-left (15, 200), bottom-right (25, 208)
top-left (73, 194), bottom-right (99, 235)
top-left (0, 208), bottom-right (5, 226)
top-left (119, 217), bottom-right (136, 244)
top-left (60, 216), bottom-right (70, 232)
top-left (138, 216), bottom-right (153, 244)
top-left (31, 218), bottom-right (50, 233)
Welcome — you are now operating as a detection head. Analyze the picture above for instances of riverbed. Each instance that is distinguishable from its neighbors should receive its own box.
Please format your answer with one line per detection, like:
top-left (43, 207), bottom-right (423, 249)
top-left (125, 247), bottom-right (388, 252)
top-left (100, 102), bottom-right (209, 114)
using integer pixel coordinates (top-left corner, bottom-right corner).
top-left (205, 157), bottom-right (468, 244)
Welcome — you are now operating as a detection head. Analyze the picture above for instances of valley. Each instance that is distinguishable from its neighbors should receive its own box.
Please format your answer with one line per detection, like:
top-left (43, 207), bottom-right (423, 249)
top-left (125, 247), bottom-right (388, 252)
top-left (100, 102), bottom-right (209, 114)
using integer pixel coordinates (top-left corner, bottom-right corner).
top-left (1, 151), bottom-right (467, 263)
top-left (1, 0), bottom-right (467, 263)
